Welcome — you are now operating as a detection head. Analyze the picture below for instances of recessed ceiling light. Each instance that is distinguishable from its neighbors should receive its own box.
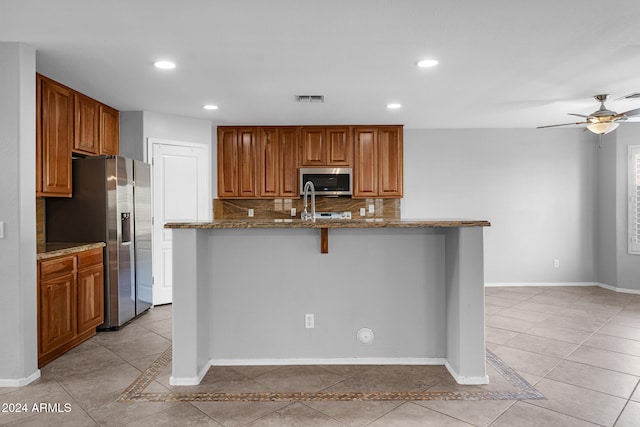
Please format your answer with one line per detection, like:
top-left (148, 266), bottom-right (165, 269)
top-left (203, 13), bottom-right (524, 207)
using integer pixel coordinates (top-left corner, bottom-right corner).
top-left (417, 59), bottom-right (439, 68)
top-left (203, 104), bottom-right (218, 110)
top-left (154, 60), bottom-right (176, 69)
top-left (386, 103), bottom-right (402, 109)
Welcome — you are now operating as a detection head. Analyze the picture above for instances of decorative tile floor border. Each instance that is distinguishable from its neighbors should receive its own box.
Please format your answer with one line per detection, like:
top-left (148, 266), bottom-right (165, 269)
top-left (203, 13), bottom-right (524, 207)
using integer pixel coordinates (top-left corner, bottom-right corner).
top-left (118, 348), bottom-right (544, 403)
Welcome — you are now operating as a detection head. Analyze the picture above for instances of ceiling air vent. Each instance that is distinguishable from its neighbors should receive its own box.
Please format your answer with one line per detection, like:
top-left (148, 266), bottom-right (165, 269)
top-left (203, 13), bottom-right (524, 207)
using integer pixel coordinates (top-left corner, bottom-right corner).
top-left (295, 95), bottom-right (325, 103)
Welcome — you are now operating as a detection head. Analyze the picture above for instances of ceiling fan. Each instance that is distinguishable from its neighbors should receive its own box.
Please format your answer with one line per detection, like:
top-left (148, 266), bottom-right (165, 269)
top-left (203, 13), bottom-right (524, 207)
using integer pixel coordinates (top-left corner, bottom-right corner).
top-left (537, 94), bottom-right (640, 135)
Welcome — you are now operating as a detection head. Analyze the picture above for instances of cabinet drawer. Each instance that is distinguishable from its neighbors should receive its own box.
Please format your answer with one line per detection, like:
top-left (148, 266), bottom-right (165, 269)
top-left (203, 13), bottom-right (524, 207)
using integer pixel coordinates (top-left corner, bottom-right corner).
top-left (77, 248), bottom-right (103, 268)
top-left (40, 256), bottom-right (76, 280)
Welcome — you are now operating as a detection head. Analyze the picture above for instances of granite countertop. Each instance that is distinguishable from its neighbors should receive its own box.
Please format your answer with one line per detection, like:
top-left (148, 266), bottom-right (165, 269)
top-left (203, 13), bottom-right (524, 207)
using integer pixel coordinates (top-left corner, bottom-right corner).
top-left (37, 242), bottom-right (106, 261)
top-left (164, 218), bottom-right (491, 229)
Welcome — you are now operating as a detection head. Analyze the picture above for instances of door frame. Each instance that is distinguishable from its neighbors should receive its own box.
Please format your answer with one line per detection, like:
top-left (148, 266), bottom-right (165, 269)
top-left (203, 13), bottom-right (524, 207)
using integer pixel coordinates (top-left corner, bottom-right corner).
top-left (147, 137), bottom-right (212, 306)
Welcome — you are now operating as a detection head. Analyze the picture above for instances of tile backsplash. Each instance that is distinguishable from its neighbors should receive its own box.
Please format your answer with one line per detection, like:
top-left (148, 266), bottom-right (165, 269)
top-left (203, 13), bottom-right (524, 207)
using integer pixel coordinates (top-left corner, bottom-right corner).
top-left (36, 197), bottom-right (45, 251)
top-left (214, 198), bottom-right (400, 220)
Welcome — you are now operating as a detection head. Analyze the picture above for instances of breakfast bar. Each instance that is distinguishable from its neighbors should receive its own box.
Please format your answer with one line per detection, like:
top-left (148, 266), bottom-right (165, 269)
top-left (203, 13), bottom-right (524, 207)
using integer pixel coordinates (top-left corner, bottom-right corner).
top-left (164, 219), bottom-right (491, 386)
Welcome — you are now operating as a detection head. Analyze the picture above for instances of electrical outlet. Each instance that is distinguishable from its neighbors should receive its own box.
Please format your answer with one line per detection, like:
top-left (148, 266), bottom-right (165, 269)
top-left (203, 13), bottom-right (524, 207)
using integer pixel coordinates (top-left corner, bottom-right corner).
top-left (291, 207), bottom-right (296, 217)
top-left (553, 259), bottom-right (560, 268)
top-left (359, 207), bottom-right (366, 216)
top-left (368, 204), bottom-right (375, 214)
top-left (305, 313), bottom-right (314, 329)
top-left (248, 209), bottom-right (254, 217)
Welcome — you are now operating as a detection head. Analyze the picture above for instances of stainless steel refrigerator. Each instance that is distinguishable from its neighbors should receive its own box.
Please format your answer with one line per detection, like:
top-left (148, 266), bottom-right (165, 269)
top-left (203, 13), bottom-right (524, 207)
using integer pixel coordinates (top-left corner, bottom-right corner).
top-left (46, 156), bottom-right (152, 330)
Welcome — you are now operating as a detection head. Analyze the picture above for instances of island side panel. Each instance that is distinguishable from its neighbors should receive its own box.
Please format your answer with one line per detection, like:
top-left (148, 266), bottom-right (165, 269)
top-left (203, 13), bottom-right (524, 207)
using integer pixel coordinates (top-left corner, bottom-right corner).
top-left (444, 226), bottom-right (488, 384)
top-left (206, 227), bottom-right (447, 362)
top-left (170, 228), bottom-right (211, 385)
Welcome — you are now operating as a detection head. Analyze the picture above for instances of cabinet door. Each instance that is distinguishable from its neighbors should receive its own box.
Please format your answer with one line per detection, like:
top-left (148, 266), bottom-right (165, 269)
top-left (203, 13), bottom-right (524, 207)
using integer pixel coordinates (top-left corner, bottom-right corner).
top-left (279, 127), bottom-right (299, 197)
top-left (259, 128), bottom-right (279, 197)
top-left (378, 127), bottom-right (403, 197)
top-left (100, 104), bottom-right (119, 155)
top-left (39, 273), bottom-right (76, 356)
top-left (74, 93), bottom-right (100, 155)
top-left (217, 128), bottom-right (239, 197)
top-left (301, 127), bottom-right (326, 165)
top-left (353, 128), bottom-right (378, 197)
top-left (326, 127), bottom-right (352, 166)
top-left (40, 76), bottom-right (73, 196)
top-left (77, 264), bottom-right (104, 334)
top-left (238, 128), bottom-right (258, 197)
top-left (36, 75), bottom-right (42, 194)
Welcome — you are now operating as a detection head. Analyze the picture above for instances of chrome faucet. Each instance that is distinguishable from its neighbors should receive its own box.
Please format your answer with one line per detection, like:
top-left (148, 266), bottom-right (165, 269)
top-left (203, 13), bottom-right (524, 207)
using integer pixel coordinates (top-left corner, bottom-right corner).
top-left (301, 180), bottom-right (316, 222)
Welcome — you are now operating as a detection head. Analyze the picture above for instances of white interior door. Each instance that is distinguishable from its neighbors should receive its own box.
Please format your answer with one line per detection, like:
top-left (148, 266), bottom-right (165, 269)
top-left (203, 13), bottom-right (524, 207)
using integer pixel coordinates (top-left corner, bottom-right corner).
top-left (150, 139), bottom-right (210, 305)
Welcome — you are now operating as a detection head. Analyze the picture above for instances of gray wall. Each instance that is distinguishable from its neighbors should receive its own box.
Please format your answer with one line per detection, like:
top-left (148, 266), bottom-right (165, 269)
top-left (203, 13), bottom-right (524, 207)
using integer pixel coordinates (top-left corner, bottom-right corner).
top-left (402, 129), bottom-right (599, 284)
top-left (209, 228), bottom-right (447, 360)
top-left (120, 111), bottom-right (213, 163)
top-left (0, 42), bottom-right (38, 384)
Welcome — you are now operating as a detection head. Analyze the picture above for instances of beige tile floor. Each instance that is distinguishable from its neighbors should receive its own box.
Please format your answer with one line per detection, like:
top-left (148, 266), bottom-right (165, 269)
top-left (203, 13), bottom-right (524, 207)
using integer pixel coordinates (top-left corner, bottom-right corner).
top-left (2, 286), bottom-right (640, 426)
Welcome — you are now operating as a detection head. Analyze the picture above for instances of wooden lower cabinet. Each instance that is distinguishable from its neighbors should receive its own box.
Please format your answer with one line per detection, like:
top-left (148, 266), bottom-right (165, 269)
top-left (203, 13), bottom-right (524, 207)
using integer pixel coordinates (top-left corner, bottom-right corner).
top-left (39, 271), bottom-right (77, 357)
top-left (37, 247), bottom-right (104, 367)
top-left (76, 248), bottom-right (104, 335)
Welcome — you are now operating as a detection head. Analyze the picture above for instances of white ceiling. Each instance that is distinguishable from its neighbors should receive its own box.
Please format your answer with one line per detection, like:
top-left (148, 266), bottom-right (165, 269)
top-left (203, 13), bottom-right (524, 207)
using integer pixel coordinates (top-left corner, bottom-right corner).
top-left (2, 0), bottom-right (640, 129)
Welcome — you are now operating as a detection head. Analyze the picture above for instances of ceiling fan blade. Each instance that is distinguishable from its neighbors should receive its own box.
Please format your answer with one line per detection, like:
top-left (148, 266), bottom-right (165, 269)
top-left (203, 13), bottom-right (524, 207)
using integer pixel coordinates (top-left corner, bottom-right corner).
top-left (614, 93), bottom-right (640, 101)
top-left (568, 113), bottom-right (591, 118)
top-left (617, 107), bottom-right (640, 118)
top-left (537, 121), bottom-right (589, 129)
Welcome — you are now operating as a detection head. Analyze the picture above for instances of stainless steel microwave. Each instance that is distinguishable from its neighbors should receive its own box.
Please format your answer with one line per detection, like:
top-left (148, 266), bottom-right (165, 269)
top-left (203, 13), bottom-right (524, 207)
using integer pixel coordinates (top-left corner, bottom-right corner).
top-left (299, 167), bottom-right (352, 196)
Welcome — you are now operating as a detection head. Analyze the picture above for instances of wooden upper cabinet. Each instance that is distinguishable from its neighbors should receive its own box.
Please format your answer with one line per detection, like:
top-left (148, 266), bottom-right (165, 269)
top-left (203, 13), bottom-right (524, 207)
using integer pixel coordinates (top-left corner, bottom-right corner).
top-left (217, 127), bottom-right (258, 198)
top-left (99, 105), bottom-right (119, 155)
top-left (301, 127), bottom-right (326, 165)
top-left (38, 75), bottom-right (73, 197)
top-left (353, 126), bottom-right (403, 198)
top-left (36, 76), bottom-right (42, 194)
top-left (217, 128), bottom-right (239, 197)
top-left (326, 127), bottom-right (352, 165)
top-left (258, 127), bottom-right (299, 198)
top-left (279, 127), bottom-right (299, 197)
top-left (74, 93), bottom-right (100, 155)
top-left (238, 128), bottom-right (258, 197)
top-left (218, 125), bottom-right (400, 199)
top-left (301, 127), bottom-right (352, 166)
top-left (353, 128), bottom-right (378, 197)
top-left (259, 128), bottom-right (279, 197)
top-left (377, 127), bottom-right (403, 197)
top-left (37, 74), bottom-right (120, 197)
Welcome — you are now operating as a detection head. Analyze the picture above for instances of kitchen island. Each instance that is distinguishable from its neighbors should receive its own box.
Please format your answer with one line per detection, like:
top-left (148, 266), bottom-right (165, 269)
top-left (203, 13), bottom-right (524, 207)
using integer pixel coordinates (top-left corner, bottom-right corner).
top-left (164, 219), bottom-right (490, 386)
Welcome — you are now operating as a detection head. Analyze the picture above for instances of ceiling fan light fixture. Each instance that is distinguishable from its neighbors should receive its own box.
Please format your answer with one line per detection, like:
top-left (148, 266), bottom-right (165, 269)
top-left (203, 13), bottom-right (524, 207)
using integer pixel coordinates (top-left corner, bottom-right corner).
top-left (587, 121), bottom-right (619, 135)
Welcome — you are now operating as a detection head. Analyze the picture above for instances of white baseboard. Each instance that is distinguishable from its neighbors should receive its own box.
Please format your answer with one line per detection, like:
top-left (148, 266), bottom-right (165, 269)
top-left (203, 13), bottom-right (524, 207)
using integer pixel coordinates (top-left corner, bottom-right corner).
top-left (485, 282), bottom-right (640, 295)
top-left (597, 282), bottom-right (640, 295)
top-left (170, 360), bottom-right (212, 386)
top-left (0, 370), bottom-right (40, 388)
top-left (444, 361), bottom-right (489, 385)
top-left (210, 357), bottom-right (445, 366)
top-left (485, 282), bottom-right (600, 288)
